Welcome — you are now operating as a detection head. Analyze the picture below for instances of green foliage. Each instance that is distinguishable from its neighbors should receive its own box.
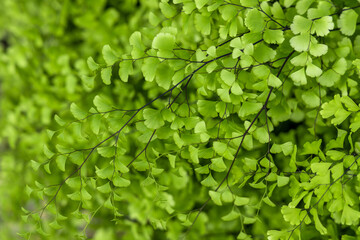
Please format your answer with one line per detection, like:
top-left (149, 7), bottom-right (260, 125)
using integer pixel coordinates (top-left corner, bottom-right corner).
top-left (2, 0), bottom-right (360, 239)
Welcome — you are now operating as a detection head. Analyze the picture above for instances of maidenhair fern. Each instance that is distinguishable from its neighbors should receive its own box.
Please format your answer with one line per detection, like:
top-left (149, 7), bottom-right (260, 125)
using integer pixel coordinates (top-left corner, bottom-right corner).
top-left (20, 0), bottom-right (360, 239)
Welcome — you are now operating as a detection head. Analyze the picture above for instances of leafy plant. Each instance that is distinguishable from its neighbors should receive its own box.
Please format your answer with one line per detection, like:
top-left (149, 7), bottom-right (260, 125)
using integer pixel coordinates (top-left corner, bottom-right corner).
top-left (3, 0), bottom-right (360, 239)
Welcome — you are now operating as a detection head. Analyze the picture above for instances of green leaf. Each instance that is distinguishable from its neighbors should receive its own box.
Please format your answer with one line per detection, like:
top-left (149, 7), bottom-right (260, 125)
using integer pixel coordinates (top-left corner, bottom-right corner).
top-left (113, 175), bottom-right (131, 187)
top-left (331, 108), bottom-right (351, 125)
top-left (320, 95), bottom-right (342, 118)
top-left (290, 68), bottom-right (307, 85)
top-left (290, 34), bottom-right (310, 52)
top-left (87, 56), bottom-right (100, 71)
top-left (327, 129), bottom-right (347, 150)
top-left (217, 88), bottom-right (231, 103)
top-left (66, 177), bottom-right (81, 189)
top-left (44, 145), bottom-right (55, 159)
top-left (245, 9), bottom-right (265, 32)
top-left (296, 0), bottom-right (315, 15)
top-left (101, 66), bottom-right (112, 85)
top-left (69, 152), bottom-right (83, 165)
top-left (341, 96), bottom-right (360, 112)
top-left (93, 95), bottom-right (113, 112)
top-left (149, 12), bottom-right (161, 26)
top-left (240, 0), bottom-right (258, 7)
top-left (302, 91), bottom-right (320, 108)
top-left (152, 167), bottom-right (164, 175)
top-left (263, 197), bottom-right (276, 207)
top-left (195, 165), bottom-right (209, 174)
top-left (81, 188), bottom-right (92, 201)
top-left (253, 43), bottom-right (276, 63)
top-left (267, 230), bottom-right (289, 239)
top-left (141, 176), bottom-right (155, 186)
top-left (97, 182), bottom-right (112, 194)
top-left (290, 15), bottom-right (312, 34)
top-left (143, 108), bottom-right (165, 129)
top-left (338, 9), bottom-right (358, 36)
top-left (263, 29), bottom-right (284, 44)
top-left (201, 173), bottom-right (218, 187)
top-left (234, 196), bottom-right (250, 206)
top-left (46, 129), bottom-right (56, 140)
top-left (311, 162), bottom-right (332, 175)
top-left (91, 114), bottom-right (101, 134)
top-left (222, 209), bottom-right (240, 221)
top-left (102, 45), bottom-right (118, 65)
top-left (210, 157), bottom-right (227, 172)
top-left (277, 175), bottom-right (289, 187)
top-left (312, 16), bottom-right (334, 36)
top-left (291, 52), bottom-right (310, 66)
top-left (56, 155), bottom-right (66, 172)
top-left (220, 69), bottom-right (235, 86)
top-left (310, 209), bottom-right (327, 235)
top-left (207, 45), bottom-right (217, 57)
top-left (30, 160), bottom-right (41, 171)
top-left (289, 145), bottom-right (297, 172)
top-left (221, 191), bottom-right (233, 203)
top-left (306, 63), bottom-right (322, 77)
top-left (302, 139), bottom-right (322, 155)
top-left (268, 74), bottom-right (282, 88)
top-left (350, 114), bottom-right (360, 132)
top-left (209, 190), bottom-right (222, 205)
top-left (239, 102), bottom-right (263, 117)
top-left (142, 57), bottom-right (159, 82)
top-left (43, 163), bottom-right (51, 174)
top-left (152, 33), bottom-right (176, 51)
top-left (195, 14), bottom-right (211, 35)
top-left (231, 82), bottom-right (243, 95)
top-left (119, 59), bottom-right (133, 82)
top-left (129, 31), bottom-right (145, 58)
top-left (254, 127), bottom-right (270, 143)
top-left (230, 37), bottom-right (244, 49)
top-left (341, 204), bottom-right (360, 225)
top-left (270, 142), bottom-right (293, 156)
top-left (332, 58), bottom-right (347, 75)
top-left (189, 145), bottom-right (199, 164)
top-left (219, 5), bottom-right (237, 21)
top-left (195, 0), bottom-right (209, 9)
top-left (168, 154), bottom-right (176, 168)
top-left (198, 100), bottom-right (218, 117)
top-left (156, 63), bottom-right (174, 89)
top-left (97, 146), bottom-right (115, 158)
top-left (81, 75), bottom-right (95, 89)
top-left (317, 69), bottom-right (340, 87)
top-left (49, 220), bottom-right (62, 230)
top-left (173, 132), bottom-right (184, 148)
top-left (326, 150), bottom-right (346, 160)
top-left (213, 142), bottom-right (227, 155)
top-left (281, 206), bottom-right (301, 225)
top-left (159, 2), bottom-right (177, 18)
top-left (67, 192), bottom-right (80, 201)
top-left (244, 157), bottom-right (257, 171)
top-left (96, 165), bottom-right (114, 179)
top-left (309, 43), bottom-right (328, 57)
top-left (115, 158), bottom-right (129, 173)
top-left (70, 103), bottom-right (87, 120)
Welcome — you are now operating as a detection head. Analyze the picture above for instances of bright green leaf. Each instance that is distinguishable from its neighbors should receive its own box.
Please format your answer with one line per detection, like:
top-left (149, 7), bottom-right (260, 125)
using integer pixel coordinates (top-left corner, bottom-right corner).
top-left (143, 108), bottom-right (165, 129)
top-left (102, 45), bottom-right (118, 65)
top-left (101, 66), bottom-right (112, 85)
top-left (245, 9), bottom-right (265, 32)
top-left (338, 9), bottom-right (358, 36)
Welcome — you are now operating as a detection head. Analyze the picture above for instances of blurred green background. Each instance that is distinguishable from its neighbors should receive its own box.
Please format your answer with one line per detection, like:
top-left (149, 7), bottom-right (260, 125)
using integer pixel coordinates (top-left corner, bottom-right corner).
top-left (0, 0), bottom-right (157, 238)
